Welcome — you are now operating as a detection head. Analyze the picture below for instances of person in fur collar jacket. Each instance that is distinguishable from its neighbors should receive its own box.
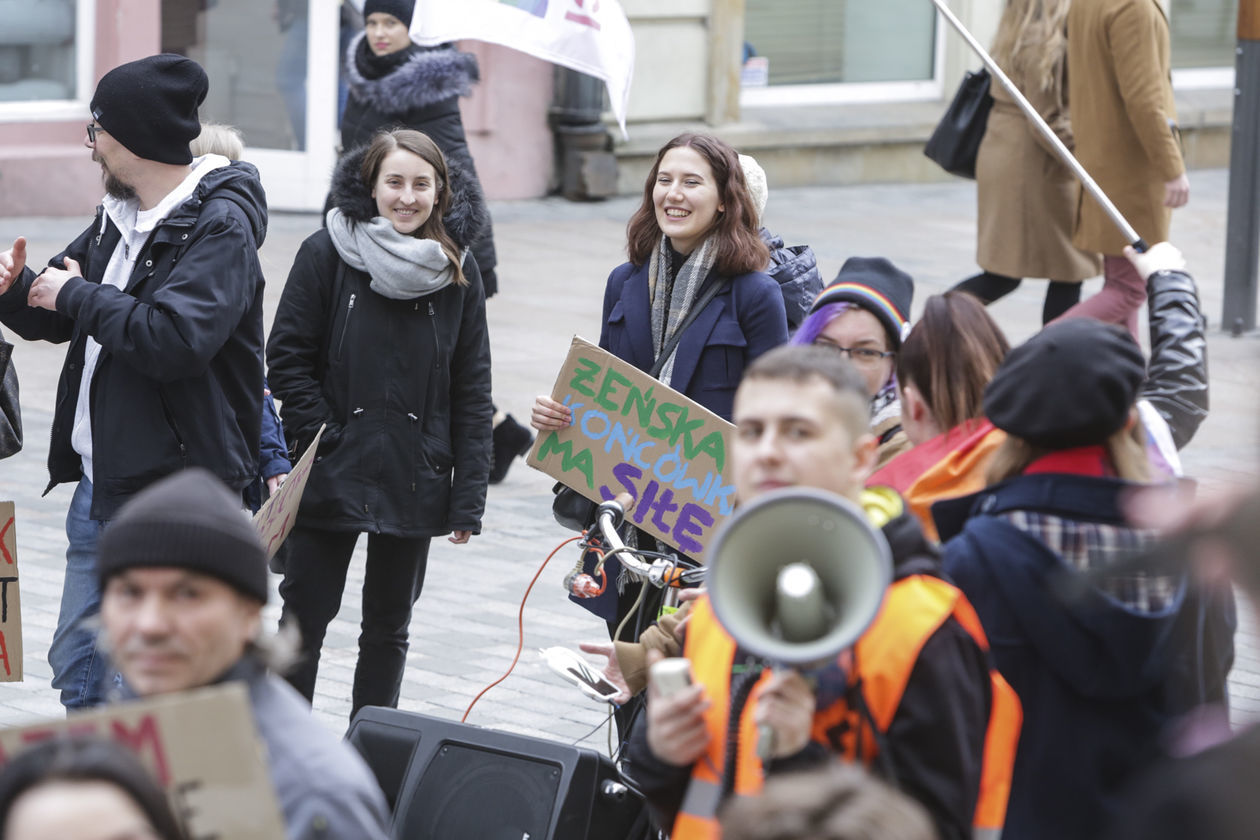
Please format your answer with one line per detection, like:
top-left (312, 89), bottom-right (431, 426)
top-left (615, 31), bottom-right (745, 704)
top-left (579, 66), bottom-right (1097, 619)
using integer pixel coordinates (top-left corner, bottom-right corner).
top-left (340, 0), bottom-right (539, 486)
top-left (266, 128), bottom-right (492, 719)
top-left (340, 0), bottom-right (497, 295)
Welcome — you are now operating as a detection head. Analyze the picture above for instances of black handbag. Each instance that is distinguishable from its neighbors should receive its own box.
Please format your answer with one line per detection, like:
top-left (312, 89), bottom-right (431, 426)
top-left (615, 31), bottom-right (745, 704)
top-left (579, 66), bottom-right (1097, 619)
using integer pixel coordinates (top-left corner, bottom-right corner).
top-left (550, 276), bottom-right (726, 532)
top-left (924, 68), bottom-right (993, 179)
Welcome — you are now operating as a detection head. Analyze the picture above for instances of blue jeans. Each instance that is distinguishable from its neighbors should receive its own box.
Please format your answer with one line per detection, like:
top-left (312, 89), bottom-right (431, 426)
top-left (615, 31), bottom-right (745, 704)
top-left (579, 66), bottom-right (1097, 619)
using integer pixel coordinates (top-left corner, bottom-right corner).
top-left (48, 478), bottom-right (108, 709)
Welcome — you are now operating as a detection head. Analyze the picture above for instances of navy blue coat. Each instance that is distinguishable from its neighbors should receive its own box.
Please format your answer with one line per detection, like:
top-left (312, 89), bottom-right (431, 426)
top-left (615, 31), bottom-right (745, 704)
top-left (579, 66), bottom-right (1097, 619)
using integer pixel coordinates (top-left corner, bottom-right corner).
top-left (599, 261), bottom-right (788, 422)
top-left (935, 473), bottom-right (1235, 840)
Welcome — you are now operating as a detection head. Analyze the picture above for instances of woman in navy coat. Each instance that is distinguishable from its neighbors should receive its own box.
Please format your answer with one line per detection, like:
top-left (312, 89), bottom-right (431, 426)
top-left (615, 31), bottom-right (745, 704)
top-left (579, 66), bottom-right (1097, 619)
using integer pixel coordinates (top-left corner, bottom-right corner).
top-left (533, 132), bottom-right (787, 428)
top-left (529, 135), bottom-right (787, 728)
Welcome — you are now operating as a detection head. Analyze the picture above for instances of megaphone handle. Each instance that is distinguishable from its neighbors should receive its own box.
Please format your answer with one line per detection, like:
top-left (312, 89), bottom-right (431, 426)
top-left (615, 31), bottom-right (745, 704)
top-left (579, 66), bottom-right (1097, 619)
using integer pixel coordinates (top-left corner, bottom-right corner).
top-left (756, 723), bottom-right (776, 760)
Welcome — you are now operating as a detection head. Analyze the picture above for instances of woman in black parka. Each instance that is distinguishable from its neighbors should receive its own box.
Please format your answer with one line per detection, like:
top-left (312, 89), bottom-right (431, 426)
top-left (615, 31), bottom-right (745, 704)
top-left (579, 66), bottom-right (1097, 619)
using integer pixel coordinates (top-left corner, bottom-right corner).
top-left (267, 128), bottom-right (492, 718)
top-left (340, 0), bottom-right (536, 483)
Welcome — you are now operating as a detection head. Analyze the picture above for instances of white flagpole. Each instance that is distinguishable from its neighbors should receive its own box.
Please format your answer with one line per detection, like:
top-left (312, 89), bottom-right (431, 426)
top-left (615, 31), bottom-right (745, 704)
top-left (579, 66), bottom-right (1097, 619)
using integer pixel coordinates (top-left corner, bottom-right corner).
top-left (931, 0), bottom-right (1148, 251)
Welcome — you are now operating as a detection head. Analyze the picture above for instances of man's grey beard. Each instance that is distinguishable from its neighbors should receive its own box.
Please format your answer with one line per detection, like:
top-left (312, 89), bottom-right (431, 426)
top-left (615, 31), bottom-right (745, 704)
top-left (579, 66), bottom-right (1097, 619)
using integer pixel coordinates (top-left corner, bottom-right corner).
top-left (94, 152), bottom-right (136, 201)
top-left (104, 172), bottom-right (136, 201)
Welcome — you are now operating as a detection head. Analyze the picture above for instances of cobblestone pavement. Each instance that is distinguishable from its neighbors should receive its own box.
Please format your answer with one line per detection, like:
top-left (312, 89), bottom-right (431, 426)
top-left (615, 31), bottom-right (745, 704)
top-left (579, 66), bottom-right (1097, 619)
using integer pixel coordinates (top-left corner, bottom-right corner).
top-left (0, 168), bottom-right (1256, 746)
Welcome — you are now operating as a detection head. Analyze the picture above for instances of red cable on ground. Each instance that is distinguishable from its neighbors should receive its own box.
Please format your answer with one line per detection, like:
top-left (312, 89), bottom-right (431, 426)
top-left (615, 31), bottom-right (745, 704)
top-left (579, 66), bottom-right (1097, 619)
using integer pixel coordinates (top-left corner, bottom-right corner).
top-left (461, 533), bottom-right (586, 723)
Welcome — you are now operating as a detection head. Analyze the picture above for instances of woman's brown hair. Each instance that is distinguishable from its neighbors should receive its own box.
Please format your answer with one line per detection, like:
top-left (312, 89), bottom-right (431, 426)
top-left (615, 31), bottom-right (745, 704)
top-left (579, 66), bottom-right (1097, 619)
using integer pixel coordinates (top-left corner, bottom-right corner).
top-left (625, 133), bottom-right (768, 276)
top-left (360, 128), bottom-right (467, 286)
top-left (985, 419), bottom-right (1152, 485)
top-left (897, 291), bottom-right (1010, 431)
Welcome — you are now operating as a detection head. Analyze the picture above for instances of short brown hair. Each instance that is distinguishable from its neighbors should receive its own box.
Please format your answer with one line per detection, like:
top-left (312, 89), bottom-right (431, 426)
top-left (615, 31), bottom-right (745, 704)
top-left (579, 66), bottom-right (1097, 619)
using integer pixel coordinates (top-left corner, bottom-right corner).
top-left (742, 344), bottom-right (872, 441)
top-left (719, 764), bottom-right (938, 840)
top-left (897, 291), bottom-right (1009, 431)
top-left (625, 133), bottom-right (768, 276)
top-left (360, 128), bottom-right (467, 285)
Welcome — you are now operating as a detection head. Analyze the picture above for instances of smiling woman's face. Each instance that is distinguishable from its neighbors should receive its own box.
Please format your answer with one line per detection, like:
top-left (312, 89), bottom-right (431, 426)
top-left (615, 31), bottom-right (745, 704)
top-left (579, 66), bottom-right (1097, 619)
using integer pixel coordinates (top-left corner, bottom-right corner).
top-left (652, 146), bottom-right (724, 256)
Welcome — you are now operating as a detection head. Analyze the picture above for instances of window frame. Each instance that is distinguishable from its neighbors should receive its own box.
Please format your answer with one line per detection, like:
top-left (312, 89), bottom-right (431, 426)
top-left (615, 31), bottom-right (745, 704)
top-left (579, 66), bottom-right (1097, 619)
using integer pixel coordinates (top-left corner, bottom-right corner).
top-left (0, 0), bottom-right (97, 122)
top-left (739, 21), bottom-right (946, 108)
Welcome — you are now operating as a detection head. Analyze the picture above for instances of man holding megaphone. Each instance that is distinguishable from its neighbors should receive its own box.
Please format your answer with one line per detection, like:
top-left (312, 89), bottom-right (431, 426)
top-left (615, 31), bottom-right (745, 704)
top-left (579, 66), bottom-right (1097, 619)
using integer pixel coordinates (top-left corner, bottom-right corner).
top-left (621, 344), bottom-right (1019, 840)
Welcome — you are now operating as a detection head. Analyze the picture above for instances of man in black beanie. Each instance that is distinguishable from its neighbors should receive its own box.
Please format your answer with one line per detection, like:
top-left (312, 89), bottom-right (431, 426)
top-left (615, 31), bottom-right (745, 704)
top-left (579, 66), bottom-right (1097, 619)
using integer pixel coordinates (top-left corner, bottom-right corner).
top-left (0, 54), bottom-right (267, 712)
top-left (98, 469), bottom-right (391, 840)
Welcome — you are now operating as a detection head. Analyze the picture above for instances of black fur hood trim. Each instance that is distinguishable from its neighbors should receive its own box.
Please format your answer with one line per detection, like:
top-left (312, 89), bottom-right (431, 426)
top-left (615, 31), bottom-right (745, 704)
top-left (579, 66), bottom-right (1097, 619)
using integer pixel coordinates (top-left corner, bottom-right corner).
top-left (344, 32), bottom-right (479, 115)
top-left (328, 144), bottom-right (489, 252)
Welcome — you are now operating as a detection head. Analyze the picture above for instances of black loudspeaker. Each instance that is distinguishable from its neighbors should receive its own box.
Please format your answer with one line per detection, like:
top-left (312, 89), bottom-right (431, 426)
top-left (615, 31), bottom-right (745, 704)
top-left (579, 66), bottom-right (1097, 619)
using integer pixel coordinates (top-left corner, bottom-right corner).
top-left (346, 707), bottom-right (643, 840)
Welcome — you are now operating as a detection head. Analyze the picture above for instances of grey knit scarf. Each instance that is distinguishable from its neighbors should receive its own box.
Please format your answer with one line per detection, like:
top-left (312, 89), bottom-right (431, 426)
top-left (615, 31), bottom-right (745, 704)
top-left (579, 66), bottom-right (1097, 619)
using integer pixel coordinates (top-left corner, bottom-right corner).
top-left (648, 234), bottom-right (719, 387)
top-left (326, 208), bottom-right (454, 300)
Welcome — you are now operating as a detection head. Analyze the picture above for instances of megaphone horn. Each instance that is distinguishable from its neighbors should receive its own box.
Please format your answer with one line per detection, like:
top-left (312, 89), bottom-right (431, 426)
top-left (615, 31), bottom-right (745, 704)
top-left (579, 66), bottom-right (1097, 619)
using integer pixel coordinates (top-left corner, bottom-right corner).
top-left (706, 488), bottom-right (892, 667)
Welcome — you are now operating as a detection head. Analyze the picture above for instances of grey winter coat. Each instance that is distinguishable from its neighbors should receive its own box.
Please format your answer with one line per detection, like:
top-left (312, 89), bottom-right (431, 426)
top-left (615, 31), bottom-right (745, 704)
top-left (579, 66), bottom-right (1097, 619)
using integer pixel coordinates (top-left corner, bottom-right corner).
top-left (340, 33), bottom-right (499, 295)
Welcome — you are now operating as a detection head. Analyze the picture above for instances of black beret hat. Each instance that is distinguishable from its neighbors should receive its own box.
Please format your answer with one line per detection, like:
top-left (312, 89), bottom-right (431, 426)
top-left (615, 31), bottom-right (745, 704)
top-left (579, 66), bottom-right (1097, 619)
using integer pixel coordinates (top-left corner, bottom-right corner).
top-left (99, 468), bottom-right (268, 604)
top-left (810, 257), bottom-right (915, 349)
top-left (363, 0), bottom-right (416, 25)
top-left (90, 54), bottom-right (208, 165)
top-left (984, 319), bottom-right (1146, 449)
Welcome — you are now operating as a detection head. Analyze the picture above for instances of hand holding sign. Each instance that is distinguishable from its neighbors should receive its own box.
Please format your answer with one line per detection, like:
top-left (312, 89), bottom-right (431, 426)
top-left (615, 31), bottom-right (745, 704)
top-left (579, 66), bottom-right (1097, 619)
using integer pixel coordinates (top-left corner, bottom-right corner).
top-left (528, 338), bottom-right (735, 560)
top-left (253, 426), bottom-right (324, 561)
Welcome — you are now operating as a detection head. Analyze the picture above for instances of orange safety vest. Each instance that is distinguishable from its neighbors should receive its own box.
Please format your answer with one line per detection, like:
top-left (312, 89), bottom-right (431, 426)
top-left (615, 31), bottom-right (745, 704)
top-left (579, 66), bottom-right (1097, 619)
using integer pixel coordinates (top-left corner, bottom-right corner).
top-left (672, 586), bottom-right (1021, 840)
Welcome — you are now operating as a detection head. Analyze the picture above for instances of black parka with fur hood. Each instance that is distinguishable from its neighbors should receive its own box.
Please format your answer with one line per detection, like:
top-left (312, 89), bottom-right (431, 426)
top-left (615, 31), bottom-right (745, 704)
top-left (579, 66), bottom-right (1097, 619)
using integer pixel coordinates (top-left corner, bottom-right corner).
top-left (266, 147), bottom-right (492, 537)
top-left (340, 33), bottom-right (499, 296)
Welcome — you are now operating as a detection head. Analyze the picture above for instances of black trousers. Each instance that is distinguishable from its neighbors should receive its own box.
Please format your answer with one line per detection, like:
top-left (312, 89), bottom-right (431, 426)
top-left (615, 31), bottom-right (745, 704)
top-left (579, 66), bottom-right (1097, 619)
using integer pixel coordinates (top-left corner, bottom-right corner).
top-left (953, 271), bottom-right (1081, 324)
top-left (279, 525), bottom-right (430, 719)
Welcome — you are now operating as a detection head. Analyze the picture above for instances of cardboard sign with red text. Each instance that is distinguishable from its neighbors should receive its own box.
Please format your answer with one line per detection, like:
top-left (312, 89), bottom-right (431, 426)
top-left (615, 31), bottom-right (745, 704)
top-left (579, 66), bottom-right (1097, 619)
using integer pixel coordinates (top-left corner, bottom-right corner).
top-left (0, 502), bottom-right (20, 681)
top-left (528, 337), bottom-right (735, 560)
top-left (0, 683), bottom-right (286, 839)
top-left (253, 425), bottom-right (324, 560)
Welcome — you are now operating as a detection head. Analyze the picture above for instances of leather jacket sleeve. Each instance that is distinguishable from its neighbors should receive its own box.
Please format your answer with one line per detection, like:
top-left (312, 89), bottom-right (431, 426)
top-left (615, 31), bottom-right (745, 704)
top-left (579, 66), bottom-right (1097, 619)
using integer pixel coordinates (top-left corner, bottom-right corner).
top-left (0, 334), bottom-right (20, 461)
top-left (1143, 269), bottom-right (1208, 450)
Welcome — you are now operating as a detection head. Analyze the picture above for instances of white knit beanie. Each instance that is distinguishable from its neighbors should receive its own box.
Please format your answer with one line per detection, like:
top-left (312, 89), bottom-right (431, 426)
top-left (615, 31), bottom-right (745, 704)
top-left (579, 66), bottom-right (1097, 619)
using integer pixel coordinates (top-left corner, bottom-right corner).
top-left (739, 153), bottom-right (768, 224)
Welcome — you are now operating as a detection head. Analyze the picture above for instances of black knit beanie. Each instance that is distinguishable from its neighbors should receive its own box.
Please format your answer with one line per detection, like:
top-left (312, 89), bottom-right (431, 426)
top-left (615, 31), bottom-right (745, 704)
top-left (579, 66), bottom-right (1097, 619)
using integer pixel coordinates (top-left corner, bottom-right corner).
top-left (363, 0), bottom-right (415, 25)
top-left (89, 54), bottom-right (208, 165)
top-left (810, 257), bottom-right (915, 350)
top-left (984, 319), bottom-right (1146, 449)
top-left (98, 469), bottom-right (268, 604)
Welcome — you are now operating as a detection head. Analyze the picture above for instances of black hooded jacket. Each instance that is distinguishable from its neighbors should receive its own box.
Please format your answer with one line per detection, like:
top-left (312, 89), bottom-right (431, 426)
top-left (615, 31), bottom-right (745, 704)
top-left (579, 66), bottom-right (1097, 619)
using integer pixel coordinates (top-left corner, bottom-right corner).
top-left (339, 33), bottom-right (499, 295)
top-left (0, 161), bottom-right (267, 520)
top-left (266, 147), bottom-right (493, 537)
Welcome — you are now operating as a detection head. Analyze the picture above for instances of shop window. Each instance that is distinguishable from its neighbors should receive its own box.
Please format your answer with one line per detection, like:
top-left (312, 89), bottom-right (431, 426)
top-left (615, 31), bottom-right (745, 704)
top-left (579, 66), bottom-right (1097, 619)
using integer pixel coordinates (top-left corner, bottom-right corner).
top-left (1171, 0), bottom-right (1239, 68)
top-left (0, 0), bottom-right (79, 102)
top-left (743, 0), bottom-right (936, 87)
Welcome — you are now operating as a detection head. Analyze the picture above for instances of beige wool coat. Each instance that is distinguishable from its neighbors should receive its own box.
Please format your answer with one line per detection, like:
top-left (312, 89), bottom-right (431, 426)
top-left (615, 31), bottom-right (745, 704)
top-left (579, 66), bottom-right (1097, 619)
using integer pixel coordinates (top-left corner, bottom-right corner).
top-left (975, 61), bottom-right (1101, 282)
top-left (1068, 0), bottom-right (1184, 255)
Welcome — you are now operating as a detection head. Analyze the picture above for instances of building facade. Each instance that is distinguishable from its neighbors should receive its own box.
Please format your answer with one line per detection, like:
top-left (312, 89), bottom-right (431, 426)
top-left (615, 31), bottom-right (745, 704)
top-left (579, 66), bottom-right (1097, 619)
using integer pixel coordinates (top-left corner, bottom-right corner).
top-left (0, 0), bottom-right (1239, 216)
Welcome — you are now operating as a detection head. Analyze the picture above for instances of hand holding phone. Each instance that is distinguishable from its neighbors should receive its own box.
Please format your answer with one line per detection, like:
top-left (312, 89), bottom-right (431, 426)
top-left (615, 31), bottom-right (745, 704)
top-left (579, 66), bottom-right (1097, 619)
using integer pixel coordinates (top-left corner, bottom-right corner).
top-left (539, 647), bottom-right (623, 704)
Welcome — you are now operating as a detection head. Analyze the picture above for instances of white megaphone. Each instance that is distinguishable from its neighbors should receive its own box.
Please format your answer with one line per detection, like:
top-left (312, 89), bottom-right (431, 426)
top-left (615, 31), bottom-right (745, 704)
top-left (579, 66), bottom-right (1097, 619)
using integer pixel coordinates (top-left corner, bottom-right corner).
top-left (705, 487), bottom-right (893, 668)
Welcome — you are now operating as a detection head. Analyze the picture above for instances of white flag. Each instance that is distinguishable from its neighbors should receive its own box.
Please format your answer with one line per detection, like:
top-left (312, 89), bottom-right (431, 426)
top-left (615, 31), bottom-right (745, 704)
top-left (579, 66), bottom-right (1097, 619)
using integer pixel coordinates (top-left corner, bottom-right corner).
top-left (407, 0), bottom-right (635, 137)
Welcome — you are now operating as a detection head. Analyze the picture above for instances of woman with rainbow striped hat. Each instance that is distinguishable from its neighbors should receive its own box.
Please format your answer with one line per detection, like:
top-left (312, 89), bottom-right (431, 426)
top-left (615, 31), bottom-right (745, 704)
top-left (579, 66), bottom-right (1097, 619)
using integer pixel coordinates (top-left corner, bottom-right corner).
top-left (791, 257), bottom-right (914, 467)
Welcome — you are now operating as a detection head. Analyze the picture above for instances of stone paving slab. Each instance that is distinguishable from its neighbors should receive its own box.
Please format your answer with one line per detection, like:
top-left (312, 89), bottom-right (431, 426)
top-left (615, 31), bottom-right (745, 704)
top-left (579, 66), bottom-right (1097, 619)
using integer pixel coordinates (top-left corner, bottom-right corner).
top-left (0, 168), bottom-right (1256, 750)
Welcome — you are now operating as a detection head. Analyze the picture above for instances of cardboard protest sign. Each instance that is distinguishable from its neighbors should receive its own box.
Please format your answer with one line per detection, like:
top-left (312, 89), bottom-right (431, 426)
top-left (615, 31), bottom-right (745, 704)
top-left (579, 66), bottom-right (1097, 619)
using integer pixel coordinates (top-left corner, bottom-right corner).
top-left (529, 337), bottom-right (735, 559)
top-left (253, 425), bottom-right (324, 561)
top-left (0, 502), bottom-right (19, 681)
top-left (0, 683), bottom-right (287, 839)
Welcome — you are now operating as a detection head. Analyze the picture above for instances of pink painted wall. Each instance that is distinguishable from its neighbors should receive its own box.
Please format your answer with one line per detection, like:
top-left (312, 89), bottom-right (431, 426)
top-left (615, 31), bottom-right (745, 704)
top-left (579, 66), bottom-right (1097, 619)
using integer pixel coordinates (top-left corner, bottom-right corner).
top-left (459, 42), bottom-right (556, 201)
top-left (0, 0), bottom-right (159, 217)
top-left (0, 6), bottom-right (557, 216)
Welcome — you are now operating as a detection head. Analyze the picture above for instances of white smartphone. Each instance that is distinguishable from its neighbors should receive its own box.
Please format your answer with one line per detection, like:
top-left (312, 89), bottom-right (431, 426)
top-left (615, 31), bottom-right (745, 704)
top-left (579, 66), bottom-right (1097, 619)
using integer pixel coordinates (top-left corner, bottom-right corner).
top-left (539, 647), bottom-right (622, 703)
top-left (649, 657), bottom-right (693, 698)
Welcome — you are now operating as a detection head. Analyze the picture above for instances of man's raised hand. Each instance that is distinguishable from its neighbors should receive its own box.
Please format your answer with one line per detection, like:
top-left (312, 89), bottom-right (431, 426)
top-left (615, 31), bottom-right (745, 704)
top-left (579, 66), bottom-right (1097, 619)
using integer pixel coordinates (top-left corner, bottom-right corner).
top-left (0, 237), bottom-right (27, 295)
